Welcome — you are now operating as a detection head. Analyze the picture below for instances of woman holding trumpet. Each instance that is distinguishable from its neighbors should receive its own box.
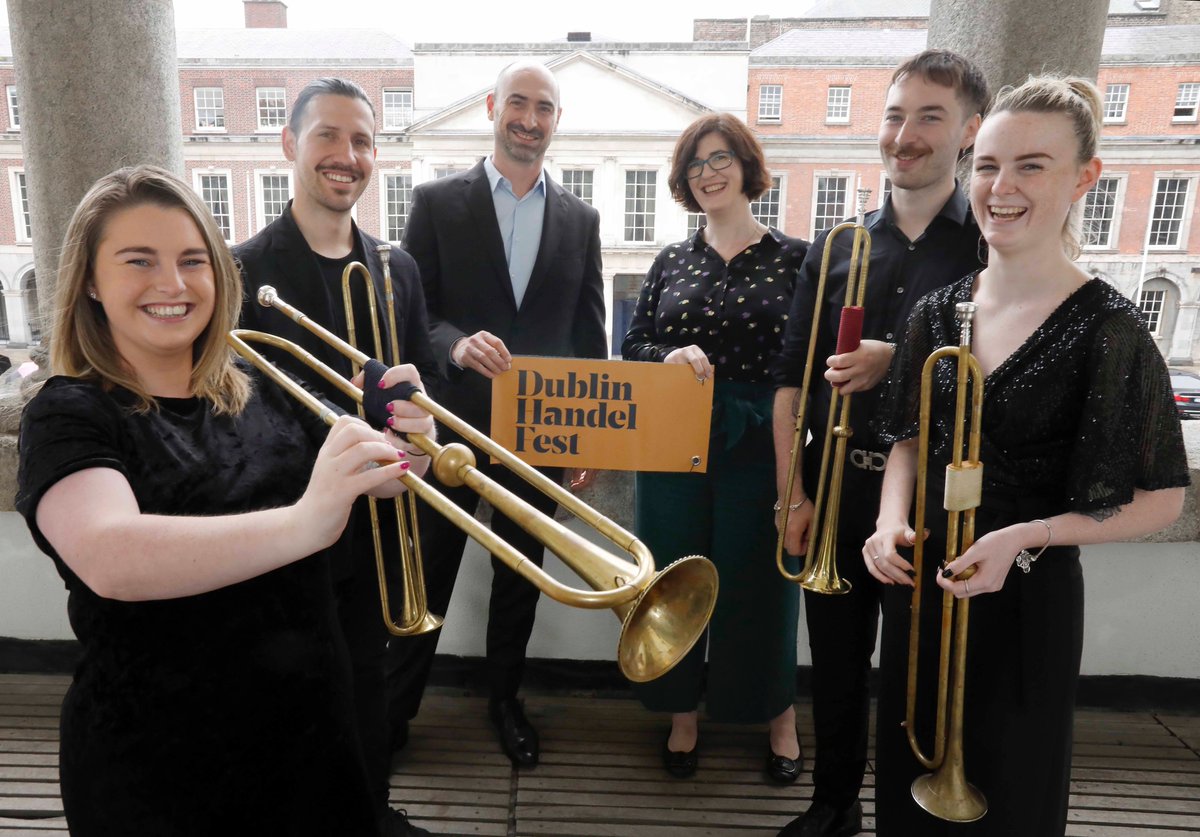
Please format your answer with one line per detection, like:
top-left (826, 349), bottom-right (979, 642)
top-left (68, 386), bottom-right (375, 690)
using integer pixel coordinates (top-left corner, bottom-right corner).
top-left (864, 78), bottom-right (1189, 835)
top-left (15, 166), bottom-right (432, 836)
top-left (623, 113), bottom-right (808, 782)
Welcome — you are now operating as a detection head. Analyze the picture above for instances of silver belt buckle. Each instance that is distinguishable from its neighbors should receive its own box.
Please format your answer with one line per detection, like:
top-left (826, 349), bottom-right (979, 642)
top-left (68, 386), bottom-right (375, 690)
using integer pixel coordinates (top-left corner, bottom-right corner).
top-left (849, 447), bottom-right (888, 472)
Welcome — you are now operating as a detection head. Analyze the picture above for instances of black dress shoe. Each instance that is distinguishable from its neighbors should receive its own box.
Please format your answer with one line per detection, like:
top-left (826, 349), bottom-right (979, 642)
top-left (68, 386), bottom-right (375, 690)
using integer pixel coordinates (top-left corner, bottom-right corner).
top-left (489, 698), bottom-right (539, 767)
top-left (661, 732), bottom-right (698, 778)
top-left (383, 807), bottom-right (433, 837)
top-left (777, 800), bottom-right (863, 837)
top-left (765, 746), bottom-right (803, 784)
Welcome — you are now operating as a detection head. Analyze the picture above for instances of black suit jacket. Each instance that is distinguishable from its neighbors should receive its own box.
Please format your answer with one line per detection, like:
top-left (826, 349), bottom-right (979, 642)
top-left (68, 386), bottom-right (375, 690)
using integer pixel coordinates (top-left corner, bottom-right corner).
top-left (403, 159), bottom-right (607, 432)
top-left (233, 201), bottom-right (438, 415)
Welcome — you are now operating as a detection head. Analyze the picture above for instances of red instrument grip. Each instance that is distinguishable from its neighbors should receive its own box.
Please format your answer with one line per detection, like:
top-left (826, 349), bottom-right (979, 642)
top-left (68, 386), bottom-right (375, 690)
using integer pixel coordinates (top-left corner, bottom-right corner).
top-left (836, 306), bottom-right (864, 355)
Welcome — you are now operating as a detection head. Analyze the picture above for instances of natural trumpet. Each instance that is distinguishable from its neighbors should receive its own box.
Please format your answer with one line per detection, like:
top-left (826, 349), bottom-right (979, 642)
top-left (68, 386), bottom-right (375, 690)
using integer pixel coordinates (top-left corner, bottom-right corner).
top-left (227, 283), bottom-right (719, 683)
top-left (905, 300), bottom-right (987, 822)
top-left (775, 185), bottom-right (872, 594)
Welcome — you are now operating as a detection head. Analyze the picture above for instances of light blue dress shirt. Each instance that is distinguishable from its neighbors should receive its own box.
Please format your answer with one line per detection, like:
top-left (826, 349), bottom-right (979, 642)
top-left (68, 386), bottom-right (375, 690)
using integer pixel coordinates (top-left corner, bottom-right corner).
top-left (483, 155), bottom-right (546, 308)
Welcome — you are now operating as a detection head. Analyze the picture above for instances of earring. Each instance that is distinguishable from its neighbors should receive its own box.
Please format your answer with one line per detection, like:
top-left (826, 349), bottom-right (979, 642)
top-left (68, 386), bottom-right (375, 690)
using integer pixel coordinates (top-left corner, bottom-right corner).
top-left (87, 289), bottom-right (98, 300)
top-left (976, 234), bottom-right (988, 267)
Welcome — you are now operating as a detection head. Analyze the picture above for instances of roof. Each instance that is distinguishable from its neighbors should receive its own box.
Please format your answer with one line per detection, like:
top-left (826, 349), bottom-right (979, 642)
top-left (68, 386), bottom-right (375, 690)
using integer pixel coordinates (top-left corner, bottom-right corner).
top-left (174, 28), bottom-right (412, 65)
top-left (751, 24), bottom-right (1200, 63)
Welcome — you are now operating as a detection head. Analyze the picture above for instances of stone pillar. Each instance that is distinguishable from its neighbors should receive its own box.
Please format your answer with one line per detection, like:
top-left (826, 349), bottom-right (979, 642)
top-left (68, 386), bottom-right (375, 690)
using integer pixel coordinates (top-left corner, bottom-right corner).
top-left (928, 0), bottom-right (1108, 91)
top-left (1168, 302), bottom-right (1198, 365)
top-left (6, 0), bottom-right (183, 338)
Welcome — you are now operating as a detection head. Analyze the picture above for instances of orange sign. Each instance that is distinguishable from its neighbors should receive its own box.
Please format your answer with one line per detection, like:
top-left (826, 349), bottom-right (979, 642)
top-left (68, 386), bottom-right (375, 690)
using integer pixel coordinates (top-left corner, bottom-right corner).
top-left (490, 356), bottom-right (714, 472)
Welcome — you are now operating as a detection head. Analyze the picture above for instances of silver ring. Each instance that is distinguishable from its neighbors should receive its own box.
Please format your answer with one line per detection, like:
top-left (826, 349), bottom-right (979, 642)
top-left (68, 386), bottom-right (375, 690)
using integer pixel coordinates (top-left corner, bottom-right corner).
top-left (964, 579), bottom-right (971, 596)
top-left (871, 554), bottom-right (881, 562)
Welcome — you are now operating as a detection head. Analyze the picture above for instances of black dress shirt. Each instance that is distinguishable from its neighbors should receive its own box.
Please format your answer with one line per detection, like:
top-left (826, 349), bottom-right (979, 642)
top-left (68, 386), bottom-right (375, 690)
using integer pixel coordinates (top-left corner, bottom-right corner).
top-left (771, 186), bottom-right (982, 450)
top-left (623, 228), bottom-right (809, 383)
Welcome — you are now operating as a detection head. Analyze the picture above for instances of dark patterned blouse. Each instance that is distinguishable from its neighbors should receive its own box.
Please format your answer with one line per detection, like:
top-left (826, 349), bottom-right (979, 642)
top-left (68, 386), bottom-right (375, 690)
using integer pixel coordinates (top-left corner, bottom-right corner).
top-left (621, 228), bottom-right (809, 383)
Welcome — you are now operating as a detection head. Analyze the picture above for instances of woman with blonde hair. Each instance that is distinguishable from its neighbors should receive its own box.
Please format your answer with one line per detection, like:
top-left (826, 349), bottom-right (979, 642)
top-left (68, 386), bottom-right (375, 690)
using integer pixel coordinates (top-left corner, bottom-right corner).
top-left (864, 77), bottom-right (1188, 835)
top-left (17, 165), bottom-right (433, 836)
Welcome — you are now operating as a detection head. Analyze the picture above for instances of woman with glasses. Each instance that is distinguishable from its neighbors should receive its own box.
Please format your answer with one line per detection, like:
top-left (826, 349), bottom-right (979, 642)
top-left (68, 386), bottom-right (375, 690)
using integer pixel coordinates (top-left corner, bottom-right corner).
top-left (623, 113), bottom-right (809, 784)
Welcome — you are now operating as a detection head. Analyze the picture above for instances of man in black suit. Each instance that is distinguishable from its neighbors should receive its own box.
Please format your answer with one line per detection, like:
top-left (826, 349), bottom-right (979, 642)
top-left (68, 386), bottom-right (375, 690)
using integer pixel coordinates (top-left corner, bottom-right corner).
top-left (387, 60), bottom-right (607, 768)
top-left (234, 78), bottom-right (437, 837)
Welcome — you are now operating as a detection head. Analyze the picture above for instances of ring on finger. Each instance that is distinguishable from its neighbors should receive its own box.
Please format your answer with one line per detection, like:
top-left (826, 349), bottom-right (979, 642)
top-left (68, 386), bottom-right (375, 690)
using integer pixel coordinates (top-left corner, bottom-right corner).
top-left (964, 579), bottom-right (971, 596)
top-left (870, 554), bottom-right (881, 562)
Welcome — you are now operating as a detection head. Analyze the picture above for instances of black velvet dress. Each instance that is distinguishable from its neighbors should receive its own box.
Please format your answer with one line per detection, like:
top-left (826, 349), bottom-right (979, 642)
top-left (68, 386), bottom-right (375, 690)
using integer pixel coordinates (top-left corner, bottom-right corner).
top-left (15, 370), bottom-right (380, 837)
top-left (874, 275), bottom-right (1190, 837)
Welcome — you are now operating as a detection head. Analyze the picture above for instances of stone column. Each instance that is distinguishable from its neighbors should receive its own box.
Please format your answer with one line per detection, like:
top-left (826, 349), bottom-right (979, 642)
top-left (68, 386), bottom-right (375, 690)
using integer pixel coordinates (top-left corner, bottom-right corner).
top-left (928, 0), bottom-right (1108, 91)
top-left (1168, 302), bottom-right (1198, 365)
top-left (6, 0), bottom-right (183, 336)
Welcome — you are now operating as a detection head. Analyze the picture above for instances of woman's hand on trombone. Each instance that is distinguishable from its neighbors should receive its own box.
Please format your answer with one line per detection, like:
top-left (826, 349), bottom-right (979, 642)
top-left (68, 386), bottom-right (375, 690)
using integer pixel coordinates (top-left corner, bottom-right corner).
top-left (349, 362), bottom-right (435, 482)
top-left (862, 523), bottom-right (919, 587)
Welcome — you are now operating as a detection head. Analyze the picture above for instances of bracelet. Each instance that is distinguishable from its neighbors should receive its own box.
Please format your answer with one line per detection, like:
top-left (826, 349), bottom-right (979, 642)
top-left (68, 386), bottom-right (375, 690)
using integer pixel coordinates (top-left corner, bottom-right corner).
top-left (1014, 518), bottom-right (1053, 573)
top-left (773, 496), bottom-right (810, 512)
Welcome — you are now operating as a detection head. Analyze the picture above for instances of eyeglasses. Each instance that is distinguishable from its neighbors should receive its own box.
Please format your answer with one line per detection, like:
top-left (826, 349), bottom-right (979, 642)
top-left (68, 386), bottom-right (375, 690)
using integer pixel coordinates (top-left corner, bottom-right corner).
top-left (686, 150), bottom-right (736, 180)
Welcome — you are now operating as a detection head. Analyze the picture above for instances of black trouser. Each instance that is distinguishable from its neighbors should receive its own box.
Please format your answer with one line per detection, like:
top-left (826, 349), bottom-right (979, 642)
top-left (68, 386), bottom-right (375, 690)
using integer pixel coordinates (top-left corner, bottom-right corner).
top-left (386, 426), bottom-right (561, 727)
top-left (802, 451), bottom-right (884, 811)
top-left (335, 507), bottom-right (395, 818)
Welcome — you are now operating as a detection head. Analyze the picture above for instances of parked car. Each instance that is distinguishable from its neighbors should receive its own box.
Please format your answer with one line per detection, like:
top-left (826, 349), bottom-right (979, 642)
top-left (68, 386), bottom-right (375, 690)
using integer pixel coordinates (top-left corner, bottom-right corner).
top-left (1170, 368), bottom-right (1200, 420)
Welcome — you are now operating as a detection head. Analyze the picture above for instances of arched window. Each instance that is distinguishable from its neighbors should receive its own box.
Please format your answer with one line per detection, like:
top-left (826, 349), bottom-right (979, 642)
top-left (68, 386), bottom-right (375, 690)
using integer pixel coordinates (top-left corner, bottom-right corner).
top-left (1137, 274), bottom-right (1180, 350)
top-left (20, 269), bottom-right (39, 344)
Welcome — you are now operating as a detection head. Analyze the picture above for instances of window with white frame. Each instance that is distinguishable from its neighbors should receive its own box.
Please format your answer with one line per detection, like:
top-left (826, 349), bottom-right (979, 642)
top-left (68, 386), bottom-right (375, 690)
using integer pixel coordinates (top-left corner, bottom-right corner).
top-left (624, 170), bottom-right (656, 242)
top-left (880, 176), bottom-right (893, 209)
top-left (1173, 83), bottom-right (1199, 122)
top-left (1082, 177), bottom-right (1120, 248)
top-left (195, 172), bottom-right (233, 242)
top-left (257, 172), bottom-right (291, 229)
top-left (433, 167), bottom-right (463, 180)
top-left (256, 87), bottom-right (287, 131)
top-left (826, 86), bottom-right (851, 124)
top-left (383, 89), bottom-right (413, 131)
top-left (1103, 83), bottom-right (1129, 123)
top-left (813, 175), bottom-right (850, 236)
top-left (686, 212), bottom-right (706, 237)
top-left (561, 169), bottom-right (594, 205)
top-left (194, 87), bottom-right (225, 131)
top-left (384, 173), bottom-right (413, 243)
top-left (1149, 177), bottom-right (1190, 248)
top-left (758, 85), bottom-right (783, 122)
top-left (751, 176), bottom-right (783, 228)
top-left (10, 170), bottom-right (32, 241)
top-left (1138, 288), bottom-right (1166, 335)
top-left (6, 86), bottom-right (18, 131)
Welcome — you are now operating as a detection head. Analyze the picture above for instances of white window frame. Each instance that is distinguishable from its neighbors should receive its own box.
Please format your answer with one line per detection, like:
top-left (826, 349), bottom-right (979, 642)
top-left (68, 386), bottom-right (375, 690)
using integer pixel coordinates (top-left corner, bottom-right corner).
top-left (256, 87), bottom-right (287, 132)
top-left (1103, 83), bottom-right (1129, 124)
top-left (878, 173), bottom-right (893, 210)
top-left (255, 170), bottom-right (292, 232)
top-left (623, 169), bottom-right (657, 244)
top-left (750, 175), bottom-right (785, 229)
top-left (826, 86), bottom-right (852, 124)
top-left (6, 86), bottom-right (18, 132)
top-left (686, 212), bottom-right (706, 237)
top-left (758, 84), bottom-right (783, 123)
top-left (9, 168), bottom-right (32, 242)
top-left (193, 87), bottom-right (226, 132)
top-left (1147, 174), bottom-right (1195, 251)
top-left (192, 169), bottom-right (235, 244)
top-left (1138, 288), bottom-right (1167, 336)
top-left (1081, 174), bottom-right (1125, 251)
top-left (383, 88), bottom-right (413, 132)
top-left (811, 172), bottom-right (853, 238)
top-left (560, 168), bottom-right (595, 206)
top-left (1172, 82), bottom-right (1199, 123)
top-left (380, 171), bottom-right (413, 244)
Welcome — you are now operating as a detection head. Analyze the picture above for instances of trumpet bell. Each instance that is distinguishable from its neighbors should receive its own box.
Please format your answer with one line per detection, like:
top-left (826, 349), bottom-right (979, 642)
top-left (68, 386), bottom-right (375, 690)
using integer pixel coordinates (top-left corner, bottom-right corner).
top-left (616, 556), bottom-right (719, 683)
top-left (912, 770), bottom-right (988, 823)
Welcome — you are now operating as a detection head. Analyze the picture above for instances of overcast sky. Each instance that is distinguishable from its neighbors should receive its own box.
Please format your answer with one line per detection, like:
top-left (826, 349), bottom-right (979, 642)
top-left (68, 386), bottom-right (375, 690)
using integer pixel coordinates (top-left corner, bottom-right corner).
top-left (3, 1), bottom-right (818, 43)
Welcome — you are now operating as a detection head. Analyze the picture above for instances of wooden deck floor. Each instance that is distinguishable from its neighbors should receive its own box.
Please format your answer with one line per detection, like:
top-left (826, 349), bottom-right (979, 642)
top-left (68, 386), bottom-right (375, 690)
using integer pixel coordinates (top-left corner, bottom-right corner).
top-left (1, 674), bottom-right (1197, 836)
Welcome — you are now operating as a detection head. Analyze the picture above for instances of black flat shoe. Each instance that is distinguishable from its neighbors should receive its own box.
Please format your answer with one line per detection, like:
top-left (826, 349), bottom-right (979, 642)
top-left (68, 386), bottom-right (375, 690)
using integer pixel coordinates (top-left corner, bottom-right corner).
top-left (661, 733), bottom-right (698, 778)
top-left (765, 746), bottom-right (803, 784)
top-left (777, 800), bottom-right (863, 836)
top-left (489, 698), bottom-right (539, 767)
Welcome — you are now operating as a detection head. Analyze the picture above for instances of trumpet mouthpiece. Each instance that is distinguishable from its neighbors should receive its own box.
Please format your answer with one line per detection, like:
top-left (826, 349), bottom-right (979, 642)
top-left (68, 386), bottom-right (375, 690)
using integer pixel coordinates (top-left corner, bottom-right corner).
top-left (257, 286), bottom-right (277, 307)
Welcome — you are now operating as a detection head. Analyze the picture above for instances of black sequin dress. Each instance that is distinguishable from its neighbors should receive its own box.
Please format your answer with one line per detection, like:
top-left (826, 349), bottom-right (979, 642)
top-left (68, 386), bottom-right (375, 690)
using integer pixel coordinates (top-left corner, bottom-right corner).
top-left (15, 371), bottom-right (380, 837)
top-left (873, 275), bottom-right (1190, 837)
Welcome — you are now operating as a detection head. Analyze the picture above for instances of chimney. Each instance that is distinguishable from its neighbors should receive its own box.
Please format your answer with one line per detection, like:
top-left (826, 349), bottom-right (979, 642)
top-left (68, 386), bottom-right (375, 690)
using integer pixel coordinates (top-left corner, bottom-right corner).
top-left (244, 0), bottom-right (288, 28)
top-left (567, 32), bottom-right (592, 42)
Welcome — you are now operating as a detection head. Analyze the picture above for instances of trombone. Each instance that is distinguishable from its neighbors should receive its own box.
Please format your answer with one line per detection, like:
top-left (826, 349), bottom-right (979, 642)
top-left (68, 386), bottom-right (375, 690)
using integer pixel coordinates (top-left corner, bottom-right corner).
top-left (227, 276), bottom-right (719, 684)
top-left (775, 185), bottom-right (872, 594)
top-left (904, 300), bottom-right (987, 822)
